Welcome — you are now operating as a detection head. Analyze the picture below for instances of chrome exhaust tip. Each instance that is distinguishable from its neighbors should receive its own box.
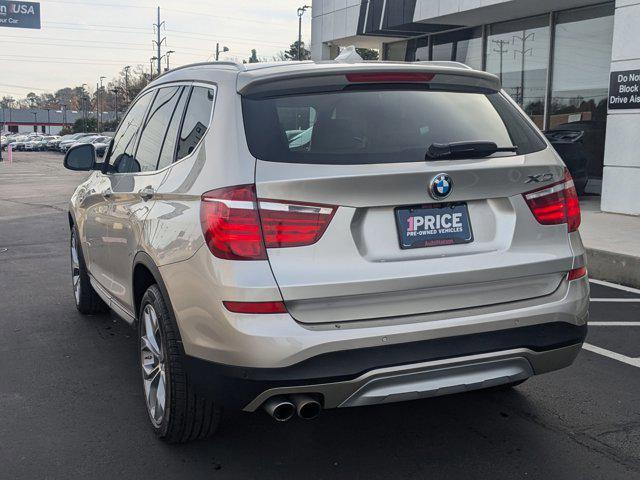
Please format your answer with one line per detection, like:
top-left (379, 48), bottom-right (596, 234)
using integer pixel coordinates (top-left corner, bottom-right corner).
top-left (292, 394), bottom-right (322, 420)
top-left (263, 396), bottom-right (295, 422)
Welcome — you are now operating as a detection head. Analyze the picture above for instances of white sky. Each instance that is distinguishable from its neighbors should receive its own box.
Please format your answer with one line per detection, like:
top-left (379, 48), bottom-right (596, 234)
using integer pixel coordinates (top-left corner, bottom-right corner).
top-left (1, 0), bottom-right (312, 99)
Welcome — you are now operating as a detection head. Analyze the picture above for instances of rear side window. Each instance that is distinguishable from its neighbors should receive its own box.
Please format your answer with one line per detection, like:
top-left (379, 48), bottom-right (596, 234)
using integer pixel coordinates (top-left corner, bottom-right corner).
top-left (176, 86), bottom-right (215, 160)
top-left (157, 87), bottom-right (189, 170)
top-left (135, 86), bottom-right (185, 172)
top-left (242, 89), bottom-right (547, 164)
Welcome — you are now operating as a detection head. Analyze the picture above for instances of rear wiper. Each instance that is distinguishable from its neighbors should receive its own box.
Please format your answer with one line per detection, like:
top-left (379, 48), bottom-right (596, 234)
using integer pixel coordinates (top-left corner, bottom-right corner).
top-left (426, 141), bottom-right (518, 160)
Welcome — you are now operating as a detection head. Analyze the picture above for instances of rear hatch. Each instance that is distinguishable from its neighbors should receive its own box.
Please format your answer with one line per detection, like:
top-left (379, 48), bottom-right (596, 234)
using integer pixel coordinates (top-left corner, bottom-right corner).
top-left (241, 66), bottom-right (573, 324)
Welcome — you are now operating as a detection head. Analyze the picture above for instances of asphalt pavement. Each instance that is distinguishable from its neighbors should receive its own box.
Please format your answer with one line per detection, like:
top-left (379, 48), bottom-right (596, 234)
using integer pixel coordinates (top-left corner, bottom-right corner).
top-left (1, 152), bottom-right (640, 480)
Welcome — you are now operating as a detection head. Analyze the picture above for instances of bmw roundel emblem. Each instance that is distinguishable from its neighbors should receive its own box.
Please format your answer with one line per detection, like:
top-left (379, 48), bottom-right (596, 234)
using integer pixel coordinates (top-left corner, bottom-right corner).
top-left (429, 173), bottom-right (453, 200)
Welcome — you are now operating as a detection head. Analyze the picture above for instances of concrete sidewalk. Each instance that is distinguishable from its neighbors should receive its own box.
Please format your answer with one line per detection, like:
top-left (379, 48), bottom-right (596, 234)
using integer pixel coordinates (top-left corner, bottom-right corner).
top-left (580, 196), bottom-right (640, 288)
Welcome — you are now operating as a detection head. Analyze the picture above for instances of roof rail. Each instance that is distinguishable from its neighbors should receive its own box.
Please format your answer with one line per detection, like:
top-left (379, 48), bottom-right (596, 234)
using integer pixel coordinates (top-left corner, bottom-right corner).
top-left (151, 61), bottom-right (246, 81)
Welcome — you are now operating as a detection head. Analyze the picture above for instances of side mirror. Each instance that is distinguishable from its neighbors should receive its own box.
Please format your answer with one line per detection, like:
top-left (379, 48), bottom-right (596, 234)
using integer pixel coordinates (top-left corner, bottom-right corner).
top-left (64, 143), bottom-right (97, 171)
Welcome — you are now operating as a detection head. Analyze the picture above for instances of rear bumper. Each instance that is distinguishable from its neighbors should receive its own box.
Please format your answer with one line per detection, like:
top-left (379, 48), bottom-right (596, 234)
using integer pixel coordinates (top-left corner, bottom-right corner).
top-left (184, 321), bottom-right (587, 410)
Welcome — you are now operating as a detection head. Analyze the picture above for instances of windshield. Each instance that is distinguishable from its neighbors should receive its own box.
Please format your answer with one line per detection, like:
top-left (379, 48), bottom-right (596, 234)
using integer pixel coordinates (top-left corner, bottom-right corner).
top-left (242, 89), bottom-right (546, 165)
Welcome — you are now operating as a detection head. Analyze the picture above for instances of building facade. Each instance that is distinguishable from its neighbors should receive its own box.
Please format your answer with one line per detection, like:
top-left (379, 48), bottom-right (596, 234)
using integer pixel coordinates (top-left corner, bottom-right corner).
top-left (1, 108), bottom-right (118, 135)
top-left (311, 0), bottom-right (640, 215)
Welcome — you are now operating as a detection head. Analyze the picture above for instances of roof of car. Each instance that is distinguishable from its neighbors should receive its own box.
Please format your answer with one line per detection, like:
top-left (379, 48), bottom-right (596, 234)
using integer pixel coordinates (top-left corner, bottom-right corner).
top-left (148, 59), bottom-right (501, 93)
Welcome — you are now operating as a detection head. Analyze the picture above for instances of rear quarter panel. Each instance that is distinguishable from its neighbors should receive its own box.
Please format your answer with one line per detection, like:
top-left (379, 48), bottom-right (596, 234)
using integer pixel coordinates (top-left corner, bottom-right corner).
top-left (141, 74), bottom-right (258, 268)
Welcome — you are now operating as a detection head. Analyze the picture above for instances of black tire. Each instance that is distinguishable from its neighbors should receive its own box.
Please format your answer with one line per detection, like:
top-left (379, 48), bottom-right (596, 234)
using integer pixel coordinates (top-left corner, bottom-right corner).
top-left (138, 285), bottom-right (222, 443)
top-left (70, 227), bottom-right (109, 315)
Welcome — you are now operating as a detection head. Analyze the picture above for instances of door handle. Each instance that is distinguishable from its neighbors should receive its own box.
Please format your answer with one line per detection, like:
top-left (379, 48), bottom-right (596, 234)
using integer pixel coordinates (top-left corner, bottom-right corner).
top-left (102, 188), bottom-right (113, 199)
top-left (139, 186), bottom-right (155, 201)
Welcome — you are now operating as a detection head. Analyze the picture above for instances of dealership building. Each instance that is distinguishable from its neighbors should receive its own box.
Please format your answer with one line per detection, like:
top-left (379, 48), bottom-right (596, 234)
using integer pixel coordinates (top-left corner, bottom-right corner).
top-left (311, 0), bottom-right (640, 215)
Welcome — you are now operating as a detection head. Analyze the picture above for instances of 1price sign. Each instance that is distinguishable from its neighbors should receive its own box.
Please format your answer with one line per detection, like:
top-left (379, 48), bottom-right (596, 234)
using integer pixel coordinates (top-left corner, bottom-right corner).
top-left (0, 1), bottom-right (40, 29)
top-left (609, 70), bottom-right (640, 110)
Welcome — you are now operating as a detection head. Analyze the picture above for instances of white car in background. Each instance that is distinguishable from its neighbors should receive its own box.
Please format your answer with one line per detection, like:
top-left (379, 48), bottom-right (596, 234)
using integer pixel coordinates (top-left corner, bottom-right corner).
top-left (59, 133), bottom-right (95, 153)
top-left (25, 136), bottom-right (59, 151)
top-left (69, 135), bottom-right (112, 157)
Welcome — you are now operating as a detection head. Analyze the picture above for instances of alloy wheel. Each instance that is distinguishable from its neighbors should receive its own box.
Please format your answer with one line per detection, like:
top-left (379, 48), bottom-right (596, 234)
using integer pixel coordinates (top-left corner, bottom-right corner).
top-left (70, 232), bottom-right (81, 305)
top-left (140, 304), bottom-right (167, 427)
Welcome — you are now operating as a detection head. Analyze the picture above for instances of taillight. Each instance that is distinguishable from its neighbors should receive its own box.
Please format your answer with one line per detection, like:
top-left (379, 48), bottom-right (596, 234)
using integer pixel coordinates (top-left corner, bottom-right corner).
top-left (200, 184), bottom-right (266, 260)
top-left (223, 301), bottom-right (287, 314)
top-left (200, 185), bottom-right (337, 260)
top-left (567, 267), bottom-right (587, 281)
top-left (258, 200), bottom-right (336, 248)
top-left (523, 169), bottom-right (581, 232)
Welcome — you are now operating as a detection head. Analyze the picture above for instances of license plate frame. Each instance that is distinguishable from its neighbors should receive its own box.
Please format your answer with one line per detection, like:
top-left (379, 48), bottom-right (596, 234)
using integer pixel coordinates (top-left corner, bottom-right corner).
top-left (395, 203), bottom-right (474, 249)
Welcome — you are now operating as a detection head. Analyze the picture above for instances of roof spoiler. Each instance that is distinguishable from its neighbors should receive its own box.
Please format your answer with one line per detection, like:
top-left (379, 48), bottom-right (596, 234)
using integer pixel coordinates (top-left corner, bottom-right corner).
top-left (237, 64), bottom-right (501, 97)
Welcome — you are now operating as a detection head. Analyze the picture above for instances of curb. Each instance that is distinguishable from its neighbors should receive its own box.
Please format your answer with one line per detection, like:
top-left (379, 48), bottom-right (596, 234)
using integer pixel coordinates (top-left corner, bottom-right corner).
top-left (586, 248), bottom-right (640, 289)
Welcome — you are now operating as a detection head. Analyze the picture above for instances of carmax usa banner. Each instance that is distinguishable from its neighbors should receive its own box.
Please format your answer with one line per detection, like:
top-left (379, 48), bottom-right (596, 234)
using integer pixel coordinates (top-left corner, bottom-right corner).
top-left (0, 1), bottom-right (41, 29)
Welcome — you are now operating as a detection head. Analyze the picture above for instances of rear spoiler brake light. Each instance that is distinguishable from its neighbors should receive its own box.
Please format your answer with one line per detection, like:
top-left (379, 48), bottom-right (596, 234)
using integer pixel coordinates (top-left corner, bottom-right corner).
top-left (345, 72), bottom-right (435, 83)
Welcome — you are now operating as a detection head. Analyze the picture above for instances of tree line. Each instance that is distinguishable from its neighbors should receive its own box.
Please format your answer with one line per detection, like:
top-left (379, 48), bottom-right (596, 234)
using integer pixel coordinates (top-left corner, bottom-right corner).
top-left (1, 41), bottom-right (379, 134)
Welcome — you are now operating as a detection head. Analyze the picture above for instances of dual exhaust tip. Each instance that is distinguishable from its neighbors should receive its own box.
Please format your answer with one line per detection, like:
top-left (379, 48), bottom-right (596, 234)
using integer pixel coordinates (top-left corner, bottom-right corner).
top-left (263, 394), bottom-right (322, 422)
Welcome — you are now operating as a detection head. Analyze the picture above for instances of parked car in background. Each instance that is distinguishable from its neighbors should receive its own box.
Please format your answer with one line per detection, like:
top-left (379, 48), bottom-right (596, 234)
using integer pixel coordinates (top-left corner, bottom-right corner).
top-left (91, 136), bottom-right (112, 157)
top-left (48, 134), bottom-right (75, 151)
top-left (67, 135), bottom-right (112, 157)
top-left (59, 133), bottom-right (95, 153)
top-left (25, 136), bottom-right (59, 151)
top-left (544, 121), bottom-right (606, 195)
top-left (24, 136), bottom-right (46, 151)
top-left (10, 135), bottom-right (33, 151)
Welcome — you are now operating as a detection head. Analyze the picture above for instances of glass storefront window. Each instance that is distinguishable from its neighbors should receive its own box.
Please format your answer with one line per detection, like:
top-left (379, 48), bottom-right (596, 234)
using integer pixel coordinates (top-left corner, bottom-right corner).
top-left (486, 16), bottom-right (550, 128)
top-left (551, 4), bottom-right (613, 128)
top-left (548, 3), bottom-right (614, 185)
top-left (405, 37), bottom-right (429, 61)
top-left (384, 37), bottom-right (428, 61)
top-left (385, 40), bottom-right (408, 62)
top-left (431, 27), bottom-right (483, 69)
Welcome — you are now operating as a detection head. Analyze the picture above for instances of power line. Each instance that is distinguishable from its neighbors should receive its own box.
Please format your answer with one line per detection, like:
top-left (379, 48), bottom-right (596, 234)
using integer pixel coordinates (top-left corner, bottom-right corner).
top-left (0, 34), bottom-right (152, 47)
top-left (166, 29), bottom-right (287, 47)
top-left (41, 1), bottom-right (293, 28)
top-left (0, 82), bottom-right (50, 92)
top-left (2, 37), bottom-right (215, 56)
top-left (0, 58), bottom-right (146, 66)
top-left (0, 52), bottom-right (144, 62)
top-left (42, 0), bottom-right (153, 9)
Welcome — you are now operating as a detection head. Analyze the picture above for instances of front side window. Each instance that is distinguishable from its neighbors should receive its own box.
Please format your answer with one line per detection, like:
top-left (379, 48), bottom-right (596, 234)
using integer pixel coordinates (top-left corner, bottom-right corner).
top-left (108, 92), bottom-right (154, 173)
top-left (176, 86), bottom-right (215, 161)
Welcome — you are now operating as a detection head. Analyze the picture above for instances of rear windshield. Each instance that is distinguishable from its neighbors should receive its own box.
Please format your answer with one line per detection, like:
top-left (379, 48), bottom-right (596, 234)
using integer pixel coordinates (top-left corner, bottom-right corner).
top-left (242, 88), bottom-right (546, 164)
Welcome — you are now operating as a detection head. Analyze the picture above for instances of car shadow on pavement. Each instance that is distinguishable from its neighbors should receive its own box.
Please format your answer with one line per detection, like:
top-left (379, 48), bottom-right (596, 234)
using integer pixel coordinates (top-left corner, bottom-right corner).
top-left (155, 385), bottom-right (584, 479)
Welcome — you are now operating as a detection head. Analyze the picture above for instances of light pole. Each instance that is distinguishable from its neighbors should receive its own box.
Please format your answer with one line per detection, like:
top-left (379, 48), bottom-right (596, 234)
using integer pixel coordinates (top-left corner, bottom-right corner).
top-left (123, 65), bottom-right (131, 103)
top-left (44, 107), bottom-right (51, 134)
top-left (0, 105), bottom-right (4, 162)
top-left (297, 5), bottom-right (311, 61)
top-left (81, 84), bottom-right (88, 133)
top-left (31, 111), bottom-right (38, 133)
top-left (60, 104), bottom-right (67, 132)
top-left (99, 76), bottom-right (106, 132)
top-left (165, 50), bottom-right (175, 71)
top-left (112, 88), bottom-right (119, 123)
top-left (150, 57), bottom-right (158, 79)
top-left (215, 43), bottom-right (229, 61)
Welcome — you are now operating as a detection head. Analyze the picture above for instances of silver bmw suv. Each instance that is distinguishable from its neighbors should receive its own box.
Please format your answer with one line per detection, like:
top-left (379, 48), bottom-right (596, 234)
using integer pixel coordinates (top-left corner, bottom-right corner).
top-left (64, 60), bottom-right (589, 443)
